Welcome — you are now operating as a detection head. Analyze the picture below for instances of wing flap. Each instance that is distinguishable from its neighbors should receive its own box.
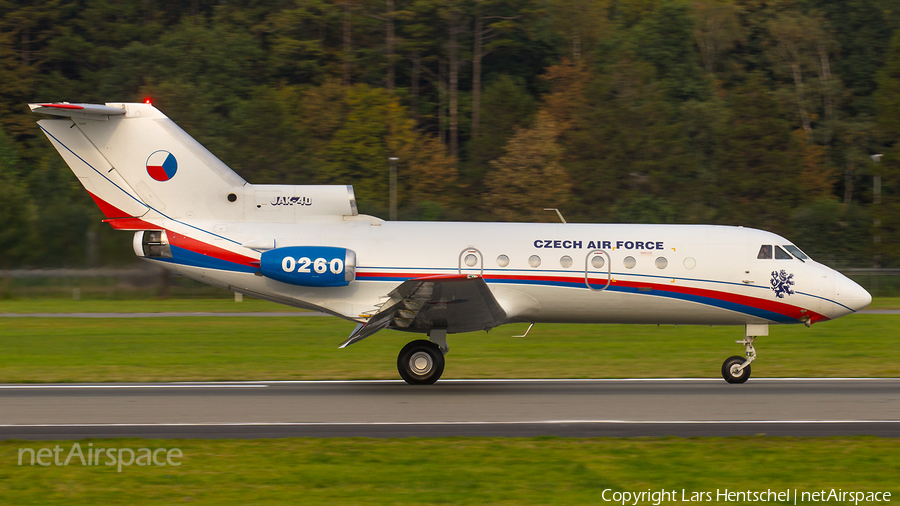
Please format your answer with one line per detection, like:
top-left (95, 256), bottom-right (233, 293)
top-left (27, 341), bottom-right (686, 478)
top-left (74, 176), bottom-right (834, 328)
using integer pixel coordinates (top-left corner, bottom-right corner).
top-left (339, 275), bottom-right (506, 347)
top-left (340, 299), bottom-right (403, 348)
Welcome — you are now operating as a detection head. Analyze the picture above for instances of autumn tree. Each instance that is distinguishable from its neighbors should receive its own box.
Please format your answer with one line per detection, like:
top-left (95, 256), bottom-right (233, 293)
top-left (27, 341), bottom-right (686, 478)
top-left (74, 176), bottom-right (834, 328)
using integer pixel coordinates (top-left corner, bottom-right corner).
top-left (297, 82), bottom-right (457, 217)
top-left (483, 110), bottom-right (570, 221)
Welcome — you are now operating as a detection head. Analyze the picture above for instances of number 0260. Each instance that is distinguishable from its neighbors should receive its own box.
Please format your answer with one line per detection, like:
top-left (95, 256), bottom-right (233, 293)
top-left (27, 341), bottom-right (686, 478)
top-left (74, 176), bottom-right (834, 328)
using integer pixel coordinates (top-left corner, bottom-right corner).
top-left (281, 256), bottom-right (344, 275)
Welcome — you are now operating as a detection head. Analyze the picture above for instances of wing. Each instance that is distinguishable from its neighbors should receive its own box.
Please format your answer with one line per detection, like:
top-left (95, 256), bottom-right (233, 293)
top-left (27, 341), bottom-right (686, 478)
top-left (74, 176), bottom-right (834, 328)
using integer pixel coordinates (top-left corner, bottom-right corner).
top-left (340, 274), bottom-right (507, 348)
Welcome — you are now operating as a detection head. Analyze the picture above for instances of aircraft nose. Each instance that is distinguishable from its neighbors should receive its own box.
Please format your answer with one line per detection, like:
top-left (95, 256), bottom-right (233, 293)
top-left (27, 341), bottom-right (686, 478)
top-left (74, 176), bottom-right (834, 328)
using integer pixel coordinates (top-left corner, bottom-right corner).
top-left (833, 271), bottom-right (872, 316)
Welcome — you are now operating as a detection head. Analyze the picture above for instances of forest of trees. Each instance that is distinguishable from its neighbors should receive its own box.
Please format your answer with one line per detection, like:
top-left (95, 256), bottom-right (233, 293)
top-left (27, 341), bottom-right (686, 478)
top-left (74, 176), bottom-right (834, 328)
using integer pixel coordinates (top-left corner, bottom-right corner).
top-left (1, 0), bottom-right (900, 269)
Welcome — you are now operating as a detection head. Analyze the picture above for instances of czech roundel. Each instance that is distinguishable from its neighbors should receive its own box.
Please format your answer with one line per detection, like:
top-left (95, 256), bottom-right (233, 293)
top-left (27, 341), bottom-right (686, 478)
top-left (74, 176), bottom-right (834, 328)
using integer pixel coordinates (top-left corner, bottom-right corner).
top-left (146, 150), bottom-right (178, 182)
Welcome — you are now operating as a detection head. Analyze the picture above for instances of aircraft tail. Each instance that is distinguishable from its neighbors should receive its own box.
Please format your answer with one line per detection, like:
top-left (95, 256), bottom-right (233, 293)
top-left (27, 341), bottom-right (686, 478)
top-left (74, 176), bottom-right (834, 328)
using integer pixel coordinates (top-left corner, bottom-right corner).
top-left (31, 102), bottom-right (359, 227)
top-left (32, 102), bottom-right (246, 225)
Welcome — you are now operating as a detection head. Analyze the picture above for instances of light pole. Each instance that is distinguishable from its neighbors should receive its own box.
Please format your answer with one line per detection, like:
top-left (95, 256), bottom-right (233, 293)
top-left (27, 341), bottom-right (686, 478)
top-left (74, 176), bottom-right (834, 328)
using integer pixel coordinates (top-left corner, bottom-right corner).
top-left (872, 154), bottom-right (882, 271)
top-left (389, 157), bottom-right (399, 221)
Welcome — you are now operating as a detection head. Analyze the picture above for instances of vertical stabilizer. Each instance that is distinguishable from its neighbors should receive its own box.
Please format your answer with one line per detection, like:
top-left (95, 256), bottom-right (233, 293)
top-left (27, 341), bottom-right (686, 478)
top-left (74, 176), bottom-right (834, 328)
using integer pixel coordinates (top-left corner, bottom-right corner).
top-left (32, 103), bottom-right (246, 222)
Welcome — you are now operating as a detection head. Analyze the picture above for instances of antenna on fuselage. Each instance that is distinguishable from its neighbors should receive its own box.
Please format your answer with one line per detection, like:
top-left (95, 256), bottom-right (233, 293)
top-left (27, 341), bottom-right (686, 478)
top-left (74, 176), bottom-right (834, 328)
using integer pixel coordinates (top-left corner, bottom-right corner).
top-left (513, 322), bottom-right (535, 338)
top-left (544, 208), bottom-right (567, 224)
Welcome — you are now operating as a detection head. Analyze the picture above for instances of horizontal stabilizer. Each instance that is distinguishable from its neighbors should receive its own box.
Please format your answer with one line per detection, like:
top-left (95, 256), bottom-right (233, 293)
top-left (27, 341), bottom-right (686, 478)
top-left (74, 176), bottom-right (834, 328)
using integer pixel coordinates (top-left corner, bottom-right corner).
top-left (29, 103), bottom-right (126, 121)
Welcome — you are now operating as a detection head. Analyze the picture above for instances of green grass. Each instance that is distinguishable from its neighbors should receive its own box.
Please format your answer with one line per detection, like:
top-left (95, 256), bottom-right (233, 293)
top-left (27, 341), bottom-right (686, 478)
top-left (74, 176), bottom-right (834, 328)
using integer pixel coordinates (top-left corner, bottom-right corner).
top-left (0, 297), bottom-right (307, 314)
top-left (1, 437), bottom-right (897, 505)
top-left (0, 307), bottom-right (897, 382)
top-left (867, 297), bottom-right (900, 309)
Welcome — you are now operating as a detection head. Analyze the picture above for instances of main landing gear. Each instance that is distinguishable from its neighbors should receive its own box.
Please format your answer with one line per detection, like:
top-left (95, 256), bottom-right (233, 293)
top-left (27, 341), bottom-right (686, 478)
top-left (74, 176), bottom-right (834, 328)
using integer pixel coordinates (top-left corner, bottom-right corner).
top-left (397, 329), bottom-right (448, 385)
top-left (721, 324), bottom-right (766, 384)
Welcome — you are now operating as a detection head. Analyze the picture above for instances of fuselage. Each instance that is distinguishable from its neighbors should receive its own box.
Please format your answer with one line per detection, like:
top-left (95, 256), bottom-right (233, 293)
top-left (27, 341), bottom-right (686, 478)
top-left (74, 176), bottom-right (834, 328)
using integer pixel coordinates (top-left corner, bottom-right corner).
top-left (138, 217), bottom-right (871, 330)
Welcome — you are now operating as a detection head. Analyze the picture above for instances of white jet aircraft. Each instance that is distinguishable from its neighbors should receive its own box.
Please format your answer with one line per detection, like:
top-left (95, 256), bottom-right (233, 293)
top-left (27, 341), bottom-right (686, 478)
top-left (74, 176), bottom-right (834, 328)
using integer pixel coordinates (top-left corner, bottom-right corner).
top-left (31, 102), bottom-right (872, 384)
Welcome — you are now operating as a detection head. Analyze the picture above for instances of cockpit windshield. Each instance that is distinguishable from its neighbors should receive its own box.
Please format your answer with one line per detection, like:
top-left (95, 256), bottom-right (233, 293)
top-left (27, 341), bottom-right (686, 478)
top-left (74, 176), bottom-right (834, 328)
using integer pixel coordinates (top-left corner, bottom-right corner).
top-left (774, 245), bottom-right (792, 259)
top-left (783, 245), bottom-right (809, 261)
top-left (757, 244), bottom-right (810, 262)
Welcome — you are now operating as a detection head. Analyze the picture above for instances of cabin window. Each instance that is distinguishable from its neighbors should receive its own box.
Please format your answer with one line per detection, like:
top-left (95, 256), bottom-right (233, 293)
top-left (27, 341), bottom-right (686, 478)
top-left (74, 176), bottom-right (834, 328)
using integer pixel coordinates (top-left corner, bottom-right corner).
top-left (591, 256), bottom-right (605, 269)
top-left (784, 245), bottom-right (809, 261)
top-left (497, 254), bottom-right (509, 267)
top-left (624, 256), bottom-right (636, 269)
top-left (683, 257), bottom-right (696, 269)
top-left (757, 245), bottom-right (773, 259)
top-left (560, 255), bottom-right (573, 268)
top-left (774, 245), bottom-right (792, 259)
top-left (464, 254), bottom-right (478, 267)
top-left (655, 257), bottom-right (668, 269)
top-left (528, 255), bottom-right (541, 268)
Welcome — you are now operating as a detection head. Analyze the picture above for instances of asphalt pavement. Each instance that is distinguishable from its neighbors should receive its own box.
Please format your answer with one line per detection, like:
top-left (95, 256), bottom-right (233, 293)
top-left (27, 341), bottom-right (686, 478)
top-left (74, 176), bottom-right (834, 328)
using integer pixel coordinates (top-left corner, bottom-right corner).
top-left (1, 379), bottom-right (897, 439)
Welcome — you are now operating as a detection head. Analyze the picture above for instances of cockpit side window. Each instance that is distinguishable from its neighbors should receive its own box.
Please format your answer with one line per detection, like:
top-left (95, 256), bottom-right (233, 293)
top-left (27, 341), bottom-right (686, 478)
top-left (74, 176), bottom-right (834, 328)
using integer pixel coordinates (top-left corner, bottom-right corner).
top-left (757, 245), bottom-right (772, 259)
top-left (774, 245), bottom-right (792, 259)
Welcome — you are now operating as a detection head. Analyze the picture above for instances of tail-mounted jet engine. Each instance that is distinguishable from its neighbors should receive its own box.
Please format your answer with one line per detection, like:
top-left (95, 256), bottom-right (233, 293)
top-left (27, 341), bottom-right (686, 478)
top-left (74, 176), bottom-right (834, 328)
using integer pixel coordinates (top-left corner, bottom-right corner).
top-left (134, 230), bottom-right (173, 259)
top-left (259, 246), bottom-right (356, 287)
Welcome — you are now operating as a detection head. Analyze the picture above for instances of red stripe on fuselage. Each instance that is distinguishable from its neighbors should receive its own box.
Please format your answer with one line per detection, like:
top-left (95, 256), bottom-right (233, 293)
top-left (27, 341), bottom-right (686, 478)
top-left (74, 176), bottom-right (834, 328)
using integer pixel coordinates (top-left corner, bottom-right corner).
top-left (165, 230), bottom-right (258, 268)
top-left (89, 192), bottom-right (257, 267)
top-left (412, 274), bottom-right (472, 281)
top-left (617, 277), bottom-right (828, 323)
top-left (358, 272), bottom-right (444, 280)
top-left (357, 271), bottom-right (828, 323)
top-left (493, 272), bottom-right (828, 322)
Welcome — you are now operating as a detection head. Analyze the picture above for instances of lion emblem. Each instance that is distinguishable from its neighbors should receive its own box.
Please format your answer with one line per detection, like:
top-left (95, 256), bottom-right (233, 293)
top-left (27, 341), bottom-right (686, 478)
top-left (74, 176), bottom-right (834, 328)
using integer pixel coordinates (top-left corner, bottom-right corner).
top-left (770, 270), bottom-right (795, 298)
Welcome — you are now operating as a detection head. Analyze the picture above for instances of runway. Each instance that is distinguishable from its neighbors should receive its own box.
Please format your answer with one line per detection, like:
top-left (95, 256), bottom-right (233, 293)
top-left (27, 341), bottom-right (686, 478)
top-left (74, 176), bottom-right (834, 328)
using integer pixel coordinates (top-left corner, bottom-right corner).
top-left (1, 379), bottom-right (898, 439)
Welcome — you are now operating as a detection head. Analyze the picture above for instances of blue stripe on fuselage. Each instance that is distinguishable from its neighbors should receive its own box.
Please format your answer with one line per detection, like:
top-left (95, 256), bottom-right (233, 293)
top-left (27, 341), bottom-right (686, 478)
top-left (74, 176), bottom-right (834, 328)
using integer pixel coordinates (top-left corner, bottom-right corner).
top-left (153, 245), bottom-right (258, 273)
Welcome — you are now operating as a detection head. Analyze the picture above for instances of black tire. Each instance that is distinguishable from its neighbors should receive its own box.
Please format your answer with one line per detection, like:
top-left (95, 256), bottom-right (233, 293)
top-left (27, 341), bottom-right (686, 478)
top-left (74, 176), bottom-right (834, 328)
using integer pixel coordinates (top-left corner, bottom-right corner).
top-left (397, 340), bottom-right (445, 385)
top-left (721, 355), bottom-right (751, 384)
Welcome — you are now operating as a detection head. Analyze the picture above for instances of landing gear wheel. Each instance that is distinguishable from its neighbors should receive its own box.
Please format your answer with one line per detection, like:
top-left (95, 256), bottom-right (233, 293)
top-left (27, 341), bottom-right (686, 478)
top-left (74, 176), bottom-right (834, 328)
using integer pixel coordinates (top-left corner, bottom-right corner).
top-left (722, 355), bottom-right (751, 384)
top-left (398, 340), bottom-right (445, 385)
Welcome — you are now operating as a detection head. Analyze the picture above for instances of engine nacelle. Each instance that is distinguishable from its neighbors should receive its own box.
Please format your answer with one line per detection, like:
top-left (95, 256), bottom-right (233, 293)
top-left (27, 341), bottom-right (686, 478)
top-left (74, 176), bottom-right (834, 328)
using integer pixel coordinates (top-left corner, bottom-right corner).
top-left (260, 246), bottom-right (356, 287)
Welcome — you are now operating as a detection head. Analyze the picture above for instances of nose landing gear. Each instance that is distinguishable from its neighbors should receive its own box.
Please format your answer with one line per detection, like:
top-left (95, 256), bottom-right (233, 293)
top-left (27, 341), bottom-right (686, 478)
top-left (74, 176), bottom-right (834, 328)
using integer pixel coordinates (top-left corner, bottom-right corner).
top-left (722, 337), bottom-right (756, 384)
top-left (722, 324), bottom-right (766, 384)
